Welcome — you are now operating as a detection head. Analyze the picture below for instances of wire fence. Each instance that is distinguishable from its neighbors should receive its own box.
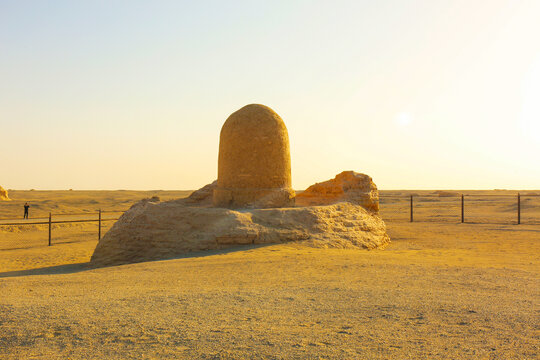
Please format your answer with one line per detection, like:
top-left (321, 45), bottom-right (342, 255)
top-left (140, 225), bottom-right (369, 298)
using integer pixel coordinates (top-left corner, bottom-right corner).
top-left (1, 193), bottom-right (539, 251)
top-left (0, 210), bottom-right (127, 250)
top-left (379, 193), bottom-right (540, 225)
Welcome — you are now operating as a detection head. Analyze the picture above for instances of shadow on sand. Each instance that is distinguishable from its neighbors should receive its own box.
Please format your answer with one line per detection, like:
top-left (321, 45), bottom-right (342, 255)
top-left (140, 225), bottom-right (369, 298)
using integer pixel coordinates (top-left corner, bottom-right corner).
top-left (0, 243), bottom-right (275, 278)
top-left (0, 262), bottom-right (90, 278)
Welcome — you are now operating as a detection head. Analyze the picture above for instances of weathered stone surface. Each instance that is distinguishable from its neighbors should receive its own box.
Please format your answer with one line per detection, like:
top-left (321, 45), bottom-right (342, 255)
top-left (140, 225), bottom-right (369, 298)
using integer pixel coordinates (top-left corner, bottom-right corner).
top-left (90, 181), bottom-right (389, 267)
top-left (0, 186), bottom-right (9, 201)
top-left (90, 104), bottom-right (389, 267)
top-left (213, 104), bottom-right (295, 208)
top-left (185, 181), bottom-right (216, 205)
top-left (295, 171), bottom-right (379, 212)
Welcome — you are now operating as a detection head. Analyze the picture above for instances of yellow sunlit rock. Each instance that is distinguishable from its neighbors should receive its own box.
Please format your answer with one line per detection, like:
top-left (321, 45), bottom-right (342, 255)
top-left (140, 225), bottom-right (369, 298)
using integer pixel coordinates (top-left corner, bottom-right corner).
top-left (0, 186), bottom-right (9, 200)
top-left (213, 104), bottom-right (295, 208)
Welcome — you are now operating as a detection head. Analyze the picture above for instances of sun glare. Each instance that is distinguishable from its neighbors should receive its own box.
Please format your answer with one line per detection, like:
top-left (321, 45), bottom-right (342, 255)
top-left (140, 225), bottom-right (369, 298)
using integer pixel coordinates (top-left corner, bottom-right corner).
top-left (394, 112), bottom-right (413, 127)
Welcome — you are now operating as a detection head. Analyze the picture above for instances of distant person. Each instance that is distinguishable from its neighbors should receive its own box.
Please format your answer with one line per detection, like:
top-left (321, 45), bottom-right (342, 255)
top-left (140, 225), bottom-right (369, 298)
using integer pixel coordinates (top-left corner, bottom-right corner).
top-left (23, 202), bottom-right (30, 219)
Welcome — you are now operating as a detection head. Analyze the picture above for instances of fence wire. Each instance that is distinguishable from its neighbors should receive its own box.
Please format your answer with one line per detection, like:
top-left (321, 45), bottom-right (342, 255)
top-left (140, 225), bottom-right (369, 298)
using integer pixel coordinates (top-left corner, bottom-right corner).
top-left (520, 195), bottom-right (540, 225)
top-left (379, 193), bottom-right (540, 225)
top-left (1, 194), bottom-right (539, 251)
top-left (461, 195), bottom-right (516, 224)
top-left (0, 211), bottom-right (125, 251)
top-left (378, 196), bottom-right (410, 222)
top-left (0, 223), bottom-right (114, 251)
top-left (411, 196), bottom-right (461, 223)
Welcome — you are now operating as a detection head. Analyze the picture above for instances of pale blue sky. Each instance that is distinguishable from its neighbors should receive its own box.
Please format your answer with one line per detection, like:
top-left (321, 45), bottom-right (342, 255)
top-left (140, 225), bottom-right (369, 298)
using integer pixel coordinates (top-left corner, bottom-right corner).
top-left (1, 0), bottom-right (539, 190)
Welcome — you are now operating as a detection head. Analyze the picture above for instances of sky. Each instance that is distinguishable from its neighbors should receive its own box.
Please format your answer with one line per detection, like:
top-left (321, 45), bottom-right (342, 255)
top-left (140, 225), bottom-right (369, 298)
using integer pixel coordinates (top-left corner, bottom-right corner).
top-left (1, 0), bottom-right (539, 190)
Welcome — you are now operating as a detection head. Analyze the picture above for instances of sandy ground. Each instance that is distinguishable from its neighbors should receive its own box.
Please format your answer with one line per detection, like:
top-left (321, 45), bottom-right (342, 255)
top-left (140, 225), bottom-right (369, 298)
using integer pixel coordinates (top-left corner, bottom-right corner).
top-left (0, 191), bottom-right (539, 359)
top-left (0, 190), bottom-right (192, 220)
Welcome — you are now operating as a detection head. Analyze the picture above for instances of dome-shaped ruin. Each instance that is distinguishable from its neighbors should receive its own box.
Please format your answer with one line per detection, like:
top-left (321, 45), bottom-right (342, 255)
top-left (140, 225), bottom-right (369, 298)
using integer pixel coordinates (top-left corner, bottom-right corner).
top-left (90, 104), bottom-right (389, 267)
top-left (213, 104), bottom-right (295, 208)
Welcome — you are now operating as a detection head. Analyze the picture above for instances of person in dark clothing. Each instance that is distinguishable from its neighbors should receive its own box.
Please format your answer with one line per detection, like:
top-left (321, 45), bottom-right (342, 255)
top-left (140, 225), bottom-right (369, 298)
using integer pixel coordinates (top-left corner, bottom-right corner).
top-left (23, 203), bottom-right (30, 219)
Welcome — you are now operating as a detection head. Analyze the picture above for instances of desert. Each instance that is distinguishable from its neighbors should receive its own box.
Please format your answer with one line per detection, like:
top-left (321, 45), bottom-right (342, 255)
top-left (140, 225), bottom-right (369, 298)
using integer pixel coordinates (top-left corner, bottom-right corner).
top-left (1, 189), bottom-right (538, 359)
top-left (3, 1), bottom-right (540, 358)
top-left (87, 105), bottom-right (390, 267)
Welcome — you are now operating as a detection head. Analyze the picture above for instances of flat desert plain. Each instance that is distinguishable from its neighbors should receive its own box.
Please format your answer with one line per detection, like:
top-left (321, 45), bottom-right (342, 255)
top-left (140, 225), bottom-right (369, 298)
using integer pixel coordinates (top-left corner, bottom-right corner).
top-left (0, 190), bottom-right (539, 359)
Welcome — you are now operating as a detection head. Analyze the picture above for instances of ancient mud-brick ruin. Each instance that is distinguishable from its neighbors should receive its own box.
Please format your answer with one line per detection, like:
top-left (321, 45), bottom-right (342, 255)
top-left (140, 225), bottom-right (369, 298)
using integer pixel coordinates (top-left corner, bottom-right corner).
top-left (91, 104), bottom-right (389, 266)
top-left (213, 104), bottom-right (295, 208)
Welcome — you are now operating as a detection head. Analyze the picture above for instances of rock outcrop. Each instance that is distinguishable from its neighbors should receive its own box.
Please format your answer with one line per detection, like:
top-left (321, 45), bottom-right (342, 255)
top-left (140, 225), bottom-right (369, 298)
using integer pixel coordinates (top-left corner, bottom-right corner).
top-left (91, 172), bottom-right (390, 267)
top-left (0, 186), bottom-right (9, 200)
top-left (295, 171), bottom-right (379, 212)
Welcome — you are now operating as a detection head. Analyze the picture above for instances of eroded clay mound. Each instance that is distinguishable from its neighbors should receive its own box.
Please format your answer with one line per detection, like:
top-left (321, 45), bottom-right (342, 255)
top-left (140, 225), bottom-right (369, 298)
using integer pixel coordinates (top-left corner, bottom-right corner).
top-left (296, 171), bottom-right (379, 212)
top-left (90, 172), bottom-right (390, 267)
top-left (90, 182), bottom-right (389, 267)
top-left (0, 186), bottom-right (9, 201)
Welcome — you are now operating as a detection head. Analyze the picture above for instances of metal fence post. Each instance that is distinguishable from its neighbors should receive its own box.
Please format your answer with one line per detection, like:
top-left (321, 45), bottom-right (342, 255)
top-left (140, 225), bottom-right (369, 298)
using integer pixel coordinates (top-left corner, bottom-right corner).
top-left (410, 195), bottom-right (414, 222)
top-left (517, 193), bottom-right (521, 225)
top-left (461, 194), bottom-right (464, 223)
top-left (48, 212), bottom-right (52, 246)
top-left (98, 209), bottom-right (102, 240)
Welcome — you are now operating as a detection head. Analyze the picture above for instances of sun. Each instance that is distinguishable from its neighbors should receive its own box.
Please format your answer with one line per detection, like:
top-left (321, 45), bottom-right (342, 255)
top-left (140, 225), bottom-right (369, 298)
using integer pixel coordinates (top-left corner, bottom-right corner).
top-left (394, 112), bottom-right (413, 127)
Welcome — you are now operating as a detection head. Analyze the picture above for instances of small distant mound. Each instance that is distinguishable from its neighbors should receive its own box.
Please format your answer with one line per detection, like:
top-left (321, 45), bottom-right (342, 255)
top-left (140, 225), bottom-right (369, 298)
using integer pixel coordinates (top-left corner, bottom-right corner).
top-left (432, 190), bottom-right (460, 197)
top-left (0, 186), bottom-right (9, 201)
